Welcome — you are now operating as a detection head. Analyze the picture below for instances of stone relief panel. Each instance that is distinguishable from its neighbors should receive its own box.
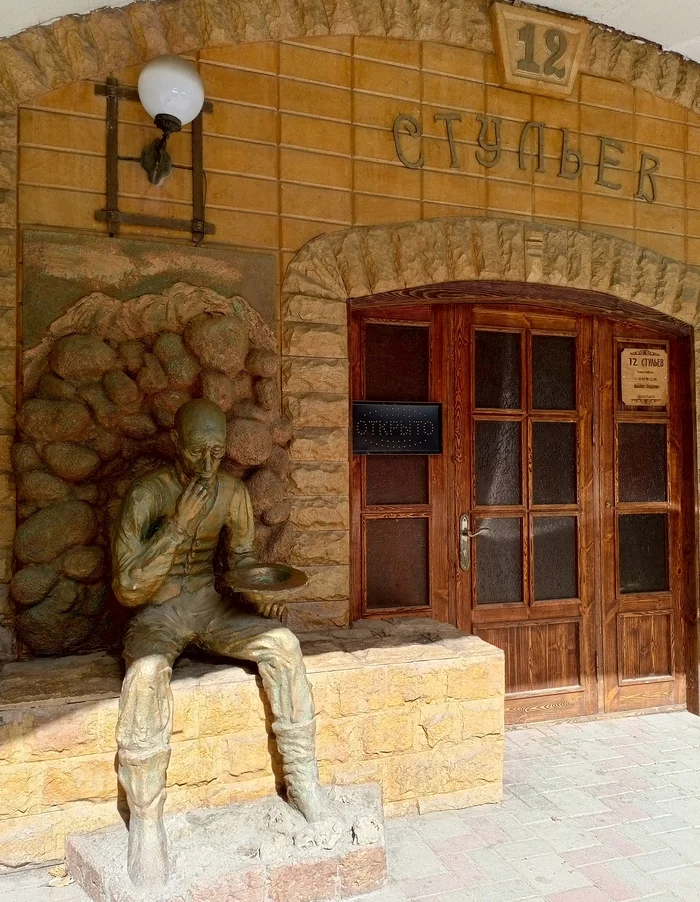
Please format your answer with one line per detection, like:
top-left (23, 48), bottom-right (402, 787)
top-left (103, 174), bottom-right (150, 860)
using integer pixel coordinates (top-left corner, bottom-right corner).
top-left (21, 230), bottom-right (277, 350)
top-left (12, 280), bottom-right (292, 657)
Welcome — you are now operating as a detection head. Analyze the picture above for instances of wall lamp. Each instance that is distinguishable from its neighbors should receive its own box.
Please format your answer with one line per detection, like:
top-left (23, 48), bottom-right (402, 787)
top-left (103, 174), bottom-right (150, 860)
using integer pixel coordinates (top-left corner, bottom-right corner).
top-left (137, 55), bottom-right (205, 185)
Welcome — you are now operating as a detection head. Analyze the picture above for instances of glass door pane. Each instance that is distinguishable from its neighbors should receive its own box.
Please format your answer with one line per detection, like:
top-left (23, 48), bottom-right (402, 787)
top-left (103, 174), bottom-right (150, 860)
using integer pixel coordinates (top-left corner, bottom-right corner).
top-left (618, 513), bottom-right (669, 594)
top-left (366, 518), bottom-right (429, 609)
top-left (532, 335), bottom-right (576, 410)
top-left (618, 423), bottom-right (667, 503)
top-left (533, 516), bottom-right (578, 600)
top-left (475, 518), bottom-right (523, 604)
top-left (475, 420), bottom-right (521, 506)
top-left (532, 422), bottom-right (577, 505)
top-left (475, 331), bottom-right (521, 409)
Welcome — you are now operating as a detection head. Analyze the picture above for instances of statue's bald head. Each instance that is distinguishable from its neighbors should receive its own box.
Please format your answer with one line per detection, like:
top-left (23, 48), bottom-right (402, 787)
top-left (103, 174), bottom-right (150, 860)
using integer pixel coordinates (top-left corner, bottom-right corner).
top-left (173, 399), bottom-right (227, 481)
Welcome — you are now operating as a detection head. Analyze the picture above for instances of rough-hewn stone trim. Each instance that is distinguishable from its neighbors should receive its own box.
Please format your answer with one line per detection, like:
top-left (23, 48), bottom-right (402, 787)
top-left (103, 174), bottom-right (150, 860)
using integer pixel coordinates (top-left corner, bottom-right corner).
top-left (284, 218), bottom-right (700, 325)
top-left (0, 0), bottom-right (699, 116)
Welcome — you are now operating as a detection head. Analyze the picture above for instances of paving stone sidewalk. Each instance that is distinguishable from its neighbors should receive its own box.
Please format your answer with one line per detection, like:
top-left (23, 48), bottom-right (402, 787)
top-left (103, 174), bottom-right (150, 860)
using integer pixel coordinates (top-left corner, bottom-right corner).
top-left (1, 710), bottom-right (699, 901)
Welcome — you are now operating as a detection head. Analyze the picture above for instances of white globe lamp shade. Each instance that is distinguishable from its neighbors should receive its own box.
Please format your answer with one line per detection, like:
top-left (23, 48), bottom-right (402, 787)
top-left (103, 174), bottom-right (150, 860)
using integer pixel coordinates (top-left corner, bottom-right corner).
top-left (137, 55), bottom-right (204, 127)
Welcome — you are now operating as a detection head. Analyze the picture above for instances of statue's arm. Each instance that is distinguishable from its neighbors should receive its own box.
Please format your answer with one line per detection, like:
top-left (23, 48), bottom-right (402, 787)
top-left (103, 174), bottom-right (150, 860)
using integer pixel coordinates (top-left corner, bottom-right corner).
top-left (225, 481), bottom-right (286, 621)
top-left (112, 483), bottom-right (185, 607)
top-left (225, 481), bottom-right (257, 571)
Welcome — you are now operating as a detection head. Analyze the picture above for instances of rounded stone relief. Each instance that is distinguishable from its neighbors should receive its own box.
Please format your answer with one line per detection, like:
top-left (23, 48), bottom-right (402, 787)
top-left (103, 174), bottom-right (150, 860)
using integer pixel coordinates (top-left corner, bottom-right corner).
top-left (12, 283), bottom-right (291, 657)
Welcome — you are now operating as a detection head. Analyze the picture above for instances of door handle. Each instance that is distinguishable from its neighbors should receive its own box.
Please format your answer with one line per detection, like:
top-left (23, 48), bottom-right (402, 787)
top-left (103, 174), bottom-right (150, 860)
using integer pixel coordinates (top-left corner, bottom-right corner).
top-left (459, 515), bottom-right (489, 571)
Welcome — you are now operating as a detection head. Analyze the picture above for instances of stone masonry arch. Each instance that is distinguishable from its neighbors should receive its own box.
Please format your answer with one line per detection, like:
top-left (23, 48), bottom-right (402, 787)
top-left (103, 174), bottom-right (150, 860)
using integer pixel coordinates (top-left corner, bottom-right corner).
top-left (1, 1), bottom-right (700, 115)
top-left (279, 216), bottom-right (700, 629)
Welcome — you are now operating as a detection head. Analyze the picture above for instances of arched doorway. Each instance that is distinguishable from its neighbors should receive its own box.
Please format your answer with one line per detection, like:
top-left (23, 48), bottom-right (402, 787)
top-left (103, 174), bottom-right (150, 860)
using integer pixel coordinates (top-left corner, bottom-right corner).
top-left (349, 283), bottom-right (696, 723)
top-left (279, 217), bottom-right (700, 722)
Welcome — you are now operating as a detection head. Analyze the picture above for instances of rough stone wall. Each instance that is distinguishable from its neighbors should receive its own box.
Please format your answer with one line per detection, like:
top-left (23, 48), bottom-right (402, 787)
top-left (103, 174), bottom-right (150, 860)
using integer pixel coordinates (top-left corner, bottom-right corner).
top-left (0, 619), bottom-right (504, 869)
top-left (11, 283), bottom-right (295, 656)
top-left (1, 1), bottom-right (700, 116)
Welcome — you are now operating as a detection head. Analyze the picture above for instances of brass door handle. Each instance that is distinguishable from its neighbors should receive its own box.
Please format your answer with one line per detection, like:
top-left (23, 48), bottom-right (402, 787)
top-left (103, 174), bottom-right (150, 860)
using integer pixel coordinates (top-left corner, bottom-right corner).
top-left (459, 515), bottom-right (489, 571)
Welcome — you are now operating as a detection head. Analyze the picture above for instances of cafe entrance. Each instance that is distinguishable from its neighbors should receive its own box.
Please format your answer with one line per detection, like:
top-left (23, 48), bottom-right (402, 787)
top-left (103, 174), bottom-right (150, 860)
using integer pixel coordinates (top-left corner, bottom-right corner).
top-left (350, 286), bottom-right (697, 723)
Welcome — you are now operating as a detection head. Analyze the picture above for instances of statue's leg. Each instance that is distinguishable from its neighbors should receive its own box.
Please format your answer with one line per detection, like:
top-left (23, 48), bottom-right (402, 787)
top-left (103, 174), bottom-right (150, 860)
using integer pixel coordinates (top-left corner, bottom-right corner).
top-left (203, 612), bottom-right (330, 823)
top-left (116, 612), bottom-right (189, 888)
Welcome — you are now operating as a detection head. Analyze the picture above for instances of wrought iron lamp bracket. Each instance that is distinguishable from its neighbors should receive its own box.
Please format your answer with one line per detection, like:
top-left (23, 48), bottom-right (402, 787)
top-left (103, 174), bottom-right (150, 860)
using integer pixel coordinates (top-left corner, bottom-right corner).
top-left (94, 78), bottom-right (216, 243)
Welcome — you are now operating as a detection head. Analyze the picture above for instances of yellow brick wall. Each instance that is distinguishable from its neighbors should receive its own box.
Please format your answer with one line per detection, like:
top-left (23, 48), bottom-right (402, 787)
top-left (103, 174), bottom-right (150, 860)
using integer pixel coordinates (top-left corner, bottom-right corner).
top-left (17, 36), bottom-right (700, 295)
top-left (0, 624), bottom-right (504, 868)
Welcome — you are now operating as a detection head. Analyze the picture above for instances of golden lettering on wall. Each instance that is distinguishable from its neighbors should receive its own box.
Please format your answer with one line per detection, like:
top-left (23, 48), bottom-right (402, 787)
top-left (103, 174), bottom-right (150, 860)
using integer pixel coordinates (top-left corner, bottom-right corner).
top-left (621, 348), bottom-right (669, 407)
top-left (392, 114), bottom-right (661, 203)
top-left (490, 3), bottom-right (590, 98)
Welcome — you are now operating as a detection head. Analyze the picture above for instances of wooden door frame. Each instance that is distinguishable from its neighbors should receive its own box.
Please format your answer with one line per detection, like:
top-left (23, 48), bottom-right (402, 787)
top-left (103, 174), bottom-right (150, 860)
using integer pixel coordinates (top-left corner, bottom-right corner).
top-left (349, 280), bottom-right (699, 717)
top-left (349, 304), bottom-right (453, 624)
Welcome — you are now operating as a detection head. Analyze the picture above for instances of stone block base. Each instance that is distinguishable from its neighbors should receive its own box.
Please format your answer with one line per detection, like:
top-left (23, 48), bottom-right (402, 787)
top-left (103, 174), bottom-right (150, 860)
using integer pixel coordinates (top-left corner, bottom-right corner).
top-left (66, 784), bottom-right (386, 902)
top-left (0, 619), bottom-right (504, 868)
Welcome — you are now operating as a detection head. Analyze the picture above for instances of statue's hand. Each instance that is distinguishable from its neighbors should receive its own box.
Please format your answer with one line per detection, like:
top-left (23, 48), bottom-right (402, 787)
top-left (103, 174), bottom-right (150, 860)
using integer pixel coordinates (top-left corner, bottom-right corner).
top-left (256, 599), bottom-right (286, 621)
top-left (242, 591), bottom-right (285, 621)
top-left (172, 478), bottom-right (211, 532)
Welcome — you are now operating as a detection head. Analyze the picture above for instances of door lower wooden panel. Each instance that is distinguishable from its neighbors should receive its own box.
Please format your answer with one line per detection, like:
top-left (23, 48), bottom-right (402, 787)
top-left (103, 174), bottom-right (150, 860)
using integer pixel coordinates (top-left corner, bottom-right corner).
top-left (618, 611), bottom-right (673, 684)
top-left (476, 619), bottom-right (582, 691)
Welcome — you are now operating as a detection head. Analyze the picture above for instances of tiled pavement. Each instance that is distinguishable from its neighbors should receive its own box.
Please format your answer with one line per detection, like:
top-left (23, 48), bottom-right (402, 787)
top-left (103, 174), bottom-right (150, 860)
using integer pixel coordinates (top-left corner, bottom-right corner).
top-left (1, 711), bottom-right (699, 901)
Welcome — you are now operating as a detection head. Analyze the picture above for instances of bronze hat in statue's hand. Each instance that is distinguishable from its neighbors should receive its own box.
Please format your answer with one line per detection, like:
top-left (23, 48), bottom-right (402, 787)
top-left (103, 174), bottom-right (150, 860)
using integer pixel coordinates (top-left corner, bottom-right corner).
top-left (223, 563), bottom-right (308, 593)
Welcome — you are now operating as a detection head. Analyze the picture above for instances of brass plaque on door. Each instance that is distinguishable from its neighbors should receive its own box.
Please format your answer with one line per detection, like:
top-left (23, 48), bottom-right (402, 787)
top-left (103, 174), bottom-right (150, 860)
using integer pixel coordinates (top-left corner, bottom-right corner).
top-left (621, 348), bottom-right (668, 407)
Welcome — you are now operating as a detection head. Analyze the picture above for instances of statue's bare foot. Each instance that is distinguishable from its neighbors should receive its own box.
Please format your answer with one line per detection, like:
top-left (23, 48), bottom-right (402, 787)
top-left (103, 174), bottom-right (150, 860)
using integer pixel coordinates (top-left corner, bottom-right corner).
top-left (127, 816), bottom-right (169, 888)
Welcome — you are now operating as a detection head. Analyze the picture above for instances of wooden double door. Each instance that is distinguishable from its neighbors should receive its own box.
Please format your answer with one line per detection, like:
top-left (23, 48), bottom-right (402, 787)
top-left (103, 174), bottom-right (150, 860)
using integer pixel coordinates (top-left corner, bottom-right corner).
top-left (351, 297), bottom-right (696, 722)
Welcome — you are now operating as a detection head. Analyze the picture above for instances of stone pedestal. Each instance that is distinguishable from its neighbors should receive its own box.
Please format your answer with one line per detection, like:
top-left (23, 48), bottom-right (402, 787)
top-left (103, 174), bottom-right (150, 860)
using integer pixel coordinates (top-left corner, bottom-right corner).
top-left (0, 620), bottom-right (504, 869)
top-left (66, 784), bottom-right (386, 902)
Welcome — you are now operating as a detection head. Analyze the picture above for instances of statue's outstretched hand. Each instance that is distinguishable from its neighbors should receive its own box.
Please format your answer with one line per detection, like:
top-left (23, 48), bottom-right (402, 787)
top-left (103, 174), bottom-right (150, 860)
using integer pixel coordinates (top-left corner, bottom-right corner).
top-left (240, 589), bottom-right (286, 621)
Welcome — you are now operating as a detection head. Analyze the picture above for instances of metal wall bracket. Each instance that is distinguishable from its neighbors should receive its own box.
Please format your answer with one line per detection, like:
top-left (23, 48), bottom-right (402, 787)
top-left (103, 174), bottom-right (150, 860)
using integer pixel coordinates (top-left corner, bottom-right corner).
top-left (93, 78), bottom-right (216, 243)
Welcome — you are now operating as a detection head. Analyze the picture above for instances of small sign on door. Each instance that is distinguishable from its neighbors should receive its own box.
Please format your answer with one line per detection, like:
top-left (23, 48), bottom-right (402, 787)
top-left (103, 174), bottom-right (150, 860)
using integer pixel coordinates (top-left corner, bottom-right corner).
top-left (621, 348), bottom-right (668, 407)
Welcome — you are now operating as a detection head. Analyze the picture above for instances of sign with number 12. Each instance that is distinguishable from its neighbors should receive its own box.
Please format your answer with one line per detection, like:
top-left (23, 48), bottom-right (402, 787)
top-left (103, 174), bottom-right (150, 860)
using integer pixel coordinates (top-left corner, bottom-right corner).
top-left (491, 3), bottom-right (590, 98)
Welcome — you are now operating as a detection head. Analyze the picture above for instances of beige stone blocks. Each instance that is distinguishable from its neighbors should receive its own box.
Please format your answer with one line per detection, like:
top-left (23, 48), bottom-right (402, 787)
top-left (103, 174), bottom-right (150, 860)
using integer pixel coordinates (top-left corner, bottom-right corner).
top-left (290, 530), bottom-right (349, 565)
top-left (284, 393), bottom-right (348, 428)
top-left (290, 497), bottom-right (349, 531)
top-left (288, 462), bottom-right (348, 496)
top-left (0, 621), bottom-right (504, 868)
top-left (283, 323), bottom-right (347, 359)
top-left (282, 359), bottom-right (348, 395)
top-left (283, 294), bottom-right (347, 326)
top-left (289, 428), bottom-right (348, 462)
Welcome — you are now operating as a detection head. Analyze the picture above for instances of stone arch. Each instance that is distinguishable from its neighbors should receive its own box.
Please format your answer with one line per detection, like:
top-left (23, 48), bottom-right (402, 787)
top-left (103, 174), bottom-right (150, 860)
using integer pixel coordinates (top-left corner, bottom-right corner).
top-left (0, 0), bottom-right (699, 114)
top-left (279, 217), bottom-right (700, 631)
top-left (282, 217), bottom-right (700, 328)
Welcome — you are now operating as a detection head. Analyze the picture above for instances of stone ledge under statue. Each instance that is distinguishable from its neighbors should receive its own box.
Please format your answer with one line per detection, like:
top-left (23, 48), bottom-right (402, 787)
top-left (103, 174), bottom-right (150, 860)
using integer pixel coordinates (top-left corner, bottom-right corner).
top-left (66, 784), bottom-right (386, 902)
top-left (0, 623), bottom-right (504, 871)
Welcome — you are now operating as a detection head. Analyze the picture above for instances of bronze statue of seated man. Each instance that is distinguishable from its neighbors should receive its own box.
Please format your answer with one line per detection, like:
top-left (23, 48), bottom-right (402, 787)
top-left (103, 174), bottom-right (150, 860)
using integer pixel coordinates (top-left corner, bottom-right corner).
top-left (112, 398), bottom-right (329, 888)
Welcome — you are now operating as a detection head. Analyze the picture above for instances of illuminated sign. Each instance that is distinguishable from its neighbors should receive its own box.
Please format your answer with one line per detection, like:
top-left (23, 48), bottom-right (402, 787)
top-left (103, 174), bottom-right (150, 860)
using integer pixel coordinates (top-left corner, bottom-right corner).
top-left (352, 403), bottom-right (442, 455)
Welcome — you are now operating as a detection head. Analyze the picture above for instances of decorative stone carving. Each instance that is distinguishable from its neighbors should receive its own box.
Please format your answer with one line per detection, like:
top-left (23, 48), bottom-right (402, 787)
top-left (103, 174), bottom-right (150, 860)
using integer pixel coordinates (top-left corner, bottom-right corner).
top-left (11, 285), bottom-right (292, 657)
top-left (1, 0), bottom-right (700, 117)
top-left (281, 218), bottom-right (700, 320)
